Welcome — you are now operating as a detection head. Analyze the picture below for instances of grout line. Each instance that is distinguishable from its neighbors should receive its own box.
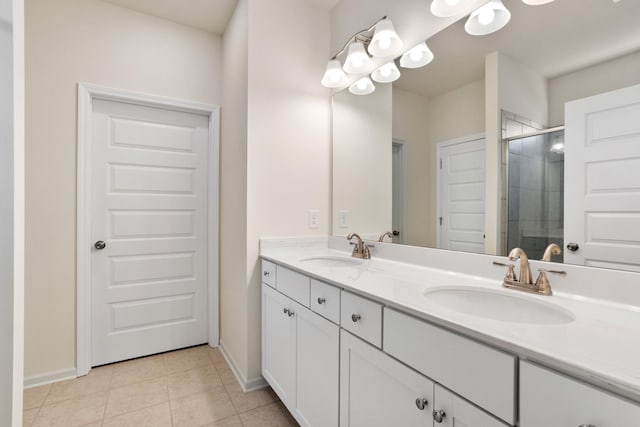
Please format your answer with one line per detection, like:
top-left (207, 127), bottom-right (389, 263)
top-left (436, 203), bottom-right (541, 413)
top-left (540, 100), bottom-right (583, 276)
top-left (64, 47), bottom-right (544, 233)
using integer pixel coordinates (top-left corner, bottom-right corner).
top-left (101, 364), bottom-right (115, 425)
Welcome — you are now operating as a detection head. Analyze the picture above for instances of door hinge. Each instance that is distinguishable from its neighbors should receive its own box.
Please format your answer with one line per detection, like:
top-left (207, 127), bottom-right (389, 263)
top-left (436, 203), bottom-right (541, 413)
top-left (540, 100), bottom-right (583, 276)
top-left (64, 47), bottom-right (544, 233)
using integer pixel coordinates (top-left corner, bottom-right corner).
top-left (439, 217), bottom-right (443, 226)
top-left (440, 159), bottom-right (443, 169)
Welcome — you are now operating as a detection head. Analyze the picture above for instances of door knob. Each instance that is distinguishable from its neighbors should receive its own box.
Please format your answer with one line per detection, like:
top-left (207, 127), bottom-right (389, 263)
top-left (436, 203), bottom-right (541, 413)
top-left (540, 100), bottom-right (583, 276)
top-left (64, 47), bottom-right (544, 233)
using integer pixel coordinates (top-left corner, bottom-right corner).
top-left (392, 230), bottom-right (400, 236)
top-left (94, 241), bottom-right (106, 250)
top-left (567, 242), bottom-right (579, 252)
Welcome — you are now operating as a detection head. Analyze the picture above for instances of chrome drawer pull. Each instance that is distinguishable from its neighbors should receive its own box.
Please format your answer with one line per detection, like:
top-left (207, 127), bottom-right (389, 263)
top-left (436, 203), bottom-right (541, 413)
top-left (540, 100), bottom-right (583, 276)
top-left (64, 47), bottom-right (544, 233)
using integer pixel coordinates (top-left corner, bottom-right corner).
top-left (433, 409), bottom-right (446, 423)
top-left (415, 398), bottom-right (428, 410)
top-left (351, 314), bottom-right (361, 322)
top-left (317, 297), bottom-right (326, 305)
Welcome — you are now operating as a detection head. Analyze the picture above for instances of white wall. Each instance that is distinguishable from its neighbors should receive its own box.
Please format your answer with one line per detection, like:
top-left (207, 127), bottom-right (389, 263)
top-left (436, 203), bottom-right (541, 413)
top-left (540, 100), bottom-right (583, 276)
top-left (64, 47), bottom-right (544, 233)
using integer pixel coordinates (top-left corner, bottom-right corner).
top-left (245, 0), bottom-right (331, 381)
top-left (333, 85), bottom-right (392, 237)
top-left (220, 0), bottom-right (249, 380)
top-left (25, 0), bottom-right (222, 380)
top-left (497, 54), bottom-right (548, 128)
top-left (1, 0), bottom-right (14, 422)
top-left (392, 88), bottom-right (430, 246)
top-left (548, 50), bottom-right (640, 127)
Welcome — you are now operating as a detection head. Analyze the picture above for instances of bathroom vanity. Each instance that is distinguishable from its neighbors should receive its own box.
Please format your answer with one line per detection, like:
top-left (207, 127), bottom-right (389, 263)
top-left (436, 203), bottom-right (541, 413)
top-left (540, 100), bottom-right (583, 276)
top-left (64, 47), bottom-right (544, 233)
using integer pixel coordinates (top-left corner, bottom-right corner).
top-left (261, 238), bottom-right (640, 427)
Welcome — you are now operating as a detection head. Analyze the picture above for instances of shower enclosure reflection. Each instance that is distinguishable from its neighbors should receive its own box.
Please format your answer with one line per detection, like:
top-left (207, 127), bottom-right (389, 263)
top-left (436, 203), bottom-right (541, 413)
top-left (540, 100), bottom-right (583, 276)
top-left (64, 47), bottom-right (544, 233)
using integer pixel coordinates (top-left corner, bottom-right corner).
top-left (506, 128), bottom-right (564, 262)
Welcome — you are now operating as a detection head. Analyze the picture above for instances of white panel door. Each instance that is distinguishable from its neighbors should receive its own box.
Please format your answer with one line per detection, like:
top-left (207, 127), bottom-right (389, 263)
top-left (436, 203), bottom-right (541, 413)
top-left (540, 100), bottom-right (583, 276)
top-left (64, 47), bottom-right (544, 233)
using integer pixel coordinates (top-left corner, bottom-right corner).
top-left (91, 99), bottom-right (209, 366)
top-left (565, 84), bottom-right (640, 271)
top-left (439, 138), bottom-right (486, 253)
top-left (340, 330), bottom-right (434, 427)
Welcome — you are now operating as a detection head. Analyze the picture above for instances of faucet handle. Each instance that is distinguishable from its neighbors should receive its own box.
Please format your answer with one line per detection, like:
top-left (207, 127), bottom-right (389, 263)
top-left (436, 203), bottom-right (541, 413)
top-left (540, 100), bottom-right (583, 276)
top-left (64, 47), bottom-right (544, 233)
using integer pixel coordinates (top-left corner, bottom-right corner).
top-left (534, 268), bottom-right (566, 296)
top-left (493, 261), bottom-right (517, 281)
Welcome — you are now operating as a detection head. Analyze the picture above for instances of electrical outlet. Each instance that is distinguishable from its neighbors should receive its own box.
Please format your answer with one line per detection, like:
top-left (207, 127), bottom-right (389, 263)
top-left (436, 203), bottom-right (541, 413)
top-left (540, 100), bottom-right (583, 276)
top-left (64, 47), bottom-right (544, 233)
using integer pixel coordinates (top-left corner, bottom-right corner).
top-left (339, 210), bottom-right (349, 228)
top-left (308, 209), bottom-right (320, 229)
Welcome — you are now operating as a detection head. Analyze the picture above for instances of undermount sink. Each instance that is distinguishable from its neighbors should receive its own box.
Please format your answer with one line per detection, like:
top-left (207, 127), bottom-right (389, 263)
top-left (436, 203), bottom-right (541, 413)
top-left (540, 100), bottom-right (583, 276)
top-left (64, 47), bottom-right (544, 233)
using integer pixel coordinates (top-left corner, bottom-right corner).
top-left (299, 255), bottom-right (363, 267)
top-left (423, 286), bottom-right (575, 325)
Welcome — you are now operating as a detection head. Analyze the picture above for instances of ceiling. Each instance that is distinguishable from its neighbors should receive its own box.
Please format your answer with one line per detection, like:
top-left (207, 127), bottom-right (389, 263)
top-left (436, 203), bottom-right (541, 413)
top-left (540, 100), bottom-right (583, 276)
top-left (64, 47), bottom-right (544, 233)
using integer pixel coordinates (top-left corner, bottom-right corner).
top-left (395, 0), bottom-right (640, 98)
top-left (102, 0), bottom-right (340, 35)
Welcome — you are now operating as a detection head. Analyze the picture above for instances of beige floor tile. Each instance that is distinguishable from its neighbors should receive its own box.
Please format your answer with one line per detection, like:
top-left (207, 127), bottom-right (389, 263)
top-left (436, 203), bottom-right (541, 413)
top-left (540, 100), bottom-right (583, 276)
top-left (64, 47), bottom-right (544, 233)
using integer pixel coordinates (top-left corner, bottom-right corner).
top-left (170, 385), bottom-right (236, 427)
top-left (32, 391), bottom-right (108, 427)
top-left (103, 402), bottom-right (172, 427)
top-left (164, 345), bottom-right (213, 375)
top-left (167, 363), bottom-right (222, 400)
top-left (104, 377), bottom-right (168, 419)
top-left (23, 384), bottom-right (52, 410)
top-left (207, 346), bottom-right (226, 365)
top-left (204, 415), bottom-right (244, 427)
top-left (23, 408), bottom-right (39, 427)
top-left (110, 354), bottom-right (165, 388)
top-left (225, 382), bottom-right (278, 414)
top-left (239, 402), bottom-right (299, 427)
top-left (214, 361), bottom-right (237, 386)
top-left (44, 370), bottom-right (111, 405)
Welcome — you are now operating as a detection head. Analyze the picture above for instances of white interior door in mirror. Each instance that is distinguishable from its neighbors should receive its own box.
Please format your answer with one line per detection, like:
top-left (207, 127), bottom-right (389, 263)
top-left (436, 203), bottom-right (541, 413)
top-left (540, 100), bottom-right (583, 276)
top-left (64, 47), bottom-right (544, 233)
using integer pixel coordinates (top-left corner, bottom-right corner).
top-left (437, 136), bottom-right (486, 254)
top-left (565, 83), bottom-right (640, 272)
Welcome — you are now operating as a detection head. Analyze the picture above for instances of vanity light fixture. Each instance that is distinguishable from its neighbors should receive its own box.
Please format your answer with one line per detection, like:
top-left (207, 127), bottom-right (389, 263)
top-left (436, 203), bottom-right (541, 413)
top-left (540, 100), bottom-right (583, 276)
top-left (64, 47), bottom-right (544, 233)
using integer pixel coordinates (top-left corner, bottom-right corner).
top-left (321, 59), bottom-right (349, 88)
top-left (371, 61), bottom-right (401, 83)
top-left (343, 41), bottom-right (374, 74)
top-left (368, 18), bottom-right (403, 58)
top-left (349, 76), bottom-right (376, 95)
top-left (430, 0), bottom-right (476, 17)
top-left (522, 0), bottom-right (555, 4)
top-left (399, 41), bottom-right (434, 68)
top-left (465, 0), bottom-right (511, 36)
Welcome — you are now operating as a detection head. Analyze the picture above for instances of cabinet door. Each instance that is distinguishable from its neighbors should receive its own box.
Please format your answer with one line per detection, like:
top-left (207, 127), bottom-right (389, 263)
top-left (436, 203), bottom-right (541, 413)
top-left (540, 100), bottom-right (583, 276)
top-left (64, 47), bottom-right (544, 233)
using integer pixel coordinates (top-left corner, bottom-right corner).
top-left (340, 330), bottom-right (434, 427)
top-left (295, 301), bottom-right (339, 427)
top-left (262, 284), bottom-right (296, 407)
top-left (433, 385), bottom-right (508, 427)
top-left (520, 361), bottom-right (640, 427)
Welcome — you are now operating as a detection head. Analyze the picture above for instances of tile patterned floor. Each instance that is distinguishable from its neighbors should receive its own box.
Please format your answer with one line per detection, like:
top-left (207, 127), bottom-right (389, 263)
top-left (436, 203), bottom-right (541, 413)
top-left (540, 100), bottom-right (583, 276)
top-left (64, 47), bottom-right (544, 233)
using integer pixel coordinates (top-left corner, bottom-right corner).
top-left (23, 345), bottom-right (299, 427)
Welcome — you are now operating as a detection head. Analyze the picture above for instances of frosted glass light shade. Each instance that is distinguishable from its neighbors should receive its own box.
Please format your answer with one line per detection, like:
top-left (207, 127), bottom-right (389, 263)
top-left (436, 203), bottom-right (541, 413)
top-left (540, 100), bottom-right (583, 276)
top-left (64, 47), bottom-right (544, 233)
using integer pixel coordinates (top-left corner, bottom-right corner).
top-left (522, 0), bottom-right (554, 4)
top-left (465, 0), bottom-right (511, 36)
top-left (400, 42), bottom-right (434, 69)
top-left (349, 77), bottom-right (375, 95)
top-left (321, 59), bottom-right (348, 88)
top-left (343, 42), bottom-right (373, 74)
top-left (430, 0), bottom-right (475, 18)
top-left (371, 61), bottom-right (401, 83)
top-left (368, 19), bottom-right (403, 58)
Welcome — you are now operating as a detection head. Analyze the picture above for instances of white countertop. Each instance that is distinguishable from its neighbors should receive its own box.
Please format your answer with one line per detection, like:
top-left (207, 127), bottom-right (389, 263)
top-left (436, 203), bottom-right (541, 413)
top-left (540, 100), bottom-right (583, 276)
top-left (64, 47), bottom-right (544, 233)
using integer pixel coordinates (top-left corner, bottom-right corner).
top-left (260, 241), bottom-right (640, 403)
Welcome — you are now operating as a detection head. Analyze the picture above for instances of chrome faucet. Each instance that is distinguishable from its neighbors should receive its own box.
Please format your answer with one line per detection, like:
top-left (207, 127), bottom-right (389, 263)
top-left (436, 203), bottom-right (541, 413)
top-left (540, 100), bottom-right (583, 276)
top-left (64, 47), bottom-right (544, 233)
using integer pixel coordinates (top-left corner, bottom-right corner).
top-left (377, 231), bottom-right (393, 242)
top-left (508, 247), bottom-right (533, 285)
top-left (347, 233), bottom-right (371, 259)
top-left (493, 247), bottom-right (566, 296)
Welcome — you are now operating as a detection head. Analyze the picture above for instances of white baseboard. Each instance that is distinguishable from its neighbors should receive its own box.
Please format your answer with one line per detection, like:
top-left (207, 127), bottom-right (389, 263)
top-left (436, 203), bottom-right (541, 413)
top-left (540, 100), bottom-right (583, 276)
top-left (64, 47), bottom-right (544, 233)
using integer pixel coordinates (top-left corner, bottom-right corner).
top-left (218, 340), bottom-right (267, 392)
top-left (24, 368), bottom-right (76, 389)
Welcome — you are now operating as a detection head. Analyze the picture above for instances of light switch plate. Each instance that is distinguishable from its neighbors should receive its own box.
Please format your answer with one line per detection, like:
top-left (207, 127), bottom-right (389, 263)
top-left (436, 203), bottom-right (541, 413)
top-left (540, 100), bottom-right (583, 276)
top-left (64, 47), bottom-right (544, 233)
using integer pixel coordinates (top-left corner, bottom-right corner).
top-left (339, 210), bottom-right (349, 228)
top-left (308, 209), bottom-right (320, 229)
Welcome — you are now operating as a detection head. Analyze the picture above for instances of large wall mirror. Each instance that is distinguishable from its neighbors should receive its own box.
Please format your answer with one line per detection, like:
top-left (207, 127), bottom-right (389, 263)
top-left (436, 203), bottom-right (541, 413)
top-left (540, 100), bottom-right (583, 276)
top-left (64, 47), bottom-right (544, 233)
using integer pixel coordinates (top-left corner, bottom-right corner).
top-left (332, 0), bottom-right (640, 272)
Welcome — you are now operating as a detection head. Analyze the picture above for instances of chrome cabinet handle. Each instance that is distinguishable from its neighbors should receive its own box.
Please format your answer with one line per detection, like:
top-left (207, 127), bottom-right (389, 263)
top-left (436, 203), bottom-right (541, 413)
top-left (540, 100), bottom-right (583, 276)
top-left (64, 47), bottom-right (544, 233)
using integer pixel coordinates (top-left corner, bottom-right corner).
top-left (351, 314), bottom-right (361, 323)
top-left (282, 308), bottom-right (294, 317)
top-left (263, 271), bottom-right (270, 277)
top-left (94, 240), bottom-right (106, 250)
top-left (317, 297), bottom-right (326, 305)
top-left (415, 398), bottom-right (428, 410)
top-left (433, 410), bottom-right (446, 423)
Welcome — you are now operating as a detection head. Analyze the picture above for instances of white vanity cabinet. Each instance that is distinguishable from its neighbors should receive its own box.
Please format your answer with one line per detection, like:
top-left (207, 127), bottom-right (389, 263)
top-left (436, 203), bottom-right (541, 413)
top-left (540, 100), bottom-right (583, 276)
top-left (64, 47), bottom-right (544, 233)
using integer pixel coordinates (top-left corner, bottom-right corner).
top-left (340, 330), bottom-right (508, 427)
top-left (261, 263), bottom-right (340, 427)
top-left (520, 361), bottom-right (640, 427)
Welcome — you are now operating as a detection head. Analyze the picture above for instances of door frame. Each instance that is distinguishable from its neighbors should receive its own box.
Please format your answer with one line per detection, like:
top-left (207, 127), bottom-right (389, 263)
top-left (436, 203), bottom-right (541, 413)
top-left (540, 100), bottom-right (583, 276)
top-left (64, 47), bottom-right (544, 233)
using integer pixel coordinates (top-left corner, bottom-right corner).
top-left (76, 83), bottom-right (220, 376)
top-left (391, 139), bottom-right (405, 244)
top-left (435, 133), bottom-right (485, 248)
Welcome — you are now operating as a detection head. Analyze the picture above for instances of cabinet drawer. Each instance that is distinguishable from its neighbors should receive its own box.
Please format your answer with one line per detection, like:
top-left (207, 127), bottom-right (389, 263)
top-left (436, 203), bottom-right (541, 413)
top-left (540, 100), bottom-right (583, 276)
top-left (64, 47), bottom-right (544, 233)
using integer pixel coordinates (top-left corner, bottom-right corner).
top-left (261, 260), bottom-right (276, 287)
top-left (341, 291), bottom-right (382, 347)
top-left (310, 279), bottom-right (340, 324)
top-left (276, 265), bottom-right (310, 307)
top-left (383, 308), bottom-right (516, 425)
top-left (520, 361), bottom-right (640, 427)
